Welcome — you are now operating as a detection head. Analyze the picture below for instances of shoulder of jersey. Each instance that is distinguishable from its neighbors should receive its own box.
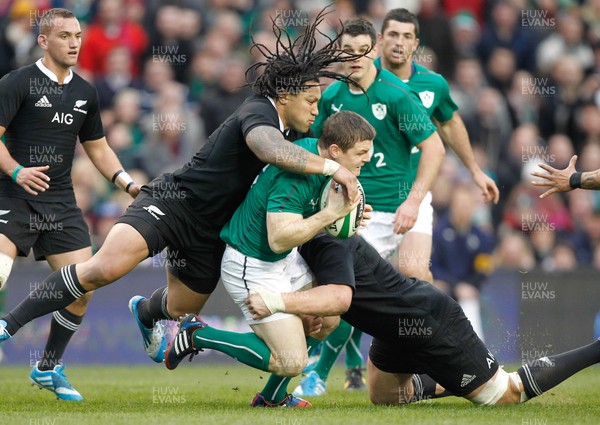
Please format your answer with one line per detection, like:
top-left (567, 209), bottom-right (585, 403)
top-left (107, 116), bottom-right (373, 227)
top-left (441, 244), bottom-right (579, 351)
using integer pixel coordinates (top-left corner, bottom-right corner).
top-left (322, 80), bottom-right (345, 99)
top-left (412, 63), bottom-right (448, 85)
top-left (0, 63), bottom-right (36, 85)
top-left (376, 69), bottom-right (413, 97)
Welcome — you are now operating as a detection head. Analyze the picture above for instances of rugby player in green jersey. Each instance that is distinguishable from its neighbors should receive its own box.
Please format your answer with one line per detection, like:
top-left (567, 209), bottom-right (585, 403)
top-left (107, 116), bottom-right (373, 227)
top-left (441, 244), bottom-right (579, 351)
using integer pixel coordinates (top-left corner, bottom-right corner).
top-left (295, 16), bottom-right (446, 396)
top-left (163, 111), bottom-right (375, 408)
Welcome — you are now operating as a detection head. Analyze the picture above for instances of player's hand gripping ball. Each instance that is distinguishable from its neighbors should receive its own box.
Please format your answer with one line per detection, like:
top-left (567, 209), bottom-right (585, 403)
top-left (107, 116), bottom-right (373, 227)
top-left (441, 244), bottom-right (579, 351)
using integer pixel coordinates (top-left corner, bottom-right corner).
top-left (320, 179), bottom-right (365, 238)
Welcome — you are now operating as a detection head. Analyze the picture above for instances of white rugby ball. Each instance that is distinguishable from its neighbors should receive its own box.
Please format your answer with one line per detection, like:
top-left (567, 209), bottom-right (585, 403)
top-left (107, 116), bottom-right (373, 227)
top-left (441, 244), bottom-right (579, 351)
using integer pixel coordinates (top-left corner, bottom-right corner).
top-left (319, 179), bottom-right (365, 239)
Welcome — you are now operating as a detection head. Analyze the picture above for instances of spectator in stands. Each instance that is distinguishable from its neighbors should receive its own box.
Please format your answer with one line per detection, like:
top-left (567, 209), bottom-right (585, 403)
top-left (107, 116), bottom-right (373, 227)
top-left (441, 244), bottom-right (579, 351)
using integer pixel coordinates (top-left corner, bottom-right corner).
top-left (95, 47), bottom-right (144, 110)
top-left (493, 230), bottom-right (536, 271)
top-left (143, 5), bottom-right (197, 83)
top-left (138, 81), bottom-right (205, 177)
top-left (506, 70), bottom-right (541, 127)
top-left (432, 182), bottom-right (495, 340)
top-left (78, 0), bottom-right (148, 80)
top-left (538, 55), bottom-right (586, 145)
top-left (417, 0), bottom-right (456, 78)
top-left (451, 11), bottom-right (481, 59)
top-left (477, 0), bottom-right (538, 73)
top-left (200, 55), bottom-right (251, 136)
top-left (536, 11), bottom-right (594, 75)
top-left (450, 56), bottom-right (487, 134)
top-left (486, 47), bottom-right (516, 94)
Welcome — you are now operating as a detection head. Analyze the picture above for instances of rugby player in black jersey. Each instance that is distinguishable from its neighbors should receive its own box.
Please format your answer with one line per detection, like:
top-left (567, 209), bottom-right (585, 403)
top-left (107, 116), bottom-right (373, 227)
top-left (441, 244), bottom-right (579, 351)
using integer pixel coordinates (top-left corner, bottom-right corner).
top-left (0, 8), bottom-right (141, 401)
top-left (243, 234), bottom-right (600, 406)
top-left (0, 7), bottom-right (364, 405)
top-left (161, 233), bottom-right (600, 406)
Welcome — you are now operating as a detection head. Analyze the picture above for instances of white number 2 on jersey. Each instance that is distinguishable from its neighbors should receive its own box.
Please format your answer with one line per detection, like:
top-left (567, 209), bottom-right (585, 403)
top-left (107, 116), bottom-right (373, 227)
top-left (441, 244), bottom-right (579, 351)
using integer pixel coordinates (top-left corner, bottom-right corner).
top-left (374, 152), bottom-right (387, 168)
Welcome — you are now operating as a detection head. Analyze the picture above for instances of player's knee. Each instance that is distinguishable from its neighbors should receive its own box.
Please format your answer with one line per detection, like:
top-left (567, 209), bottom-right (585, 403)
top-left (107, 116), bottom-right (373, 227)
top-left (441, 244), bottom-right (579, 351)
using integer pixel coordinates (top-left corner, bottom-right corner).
top-left (80, 260), bottom-right (122, 288)
top-left (369, 390), bottom-right (402, 405)
top-left (270, 350), bottom-right (307, 376)
top-left (314, 316), bottom-right (340, 340)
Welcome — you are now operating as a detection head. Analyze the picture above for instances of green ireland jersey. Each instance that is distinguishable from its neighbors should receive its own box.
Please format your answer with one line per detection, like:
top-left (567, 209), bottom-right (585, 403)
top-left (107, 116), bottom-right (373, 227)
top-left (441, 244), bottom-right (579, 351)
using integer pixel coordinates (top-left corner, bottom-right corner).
top-left (312, 68), bottom-right (435, 212)
top-left (374, 58), bottom-right (458, 184)
top-left (220, 138), bottom-right (326, 262)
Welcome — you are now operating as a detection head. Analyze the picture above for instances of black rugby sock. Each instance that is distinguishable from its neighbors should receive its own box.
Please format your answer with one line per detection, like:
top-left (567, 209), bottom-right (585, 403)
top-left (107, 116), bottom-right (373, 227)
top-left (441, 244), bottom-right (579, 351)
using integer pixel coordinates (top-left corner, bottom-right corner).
top-left (517, 339), bottom-right (600, 399)
top-left (38, 309), bottom-right (83, 371)
top-left (412, 374), bottom-right (449, 401)
top-left (137, 286), bottom-right (173, 328)
top-left (2, 265), bottom-right (86, 335)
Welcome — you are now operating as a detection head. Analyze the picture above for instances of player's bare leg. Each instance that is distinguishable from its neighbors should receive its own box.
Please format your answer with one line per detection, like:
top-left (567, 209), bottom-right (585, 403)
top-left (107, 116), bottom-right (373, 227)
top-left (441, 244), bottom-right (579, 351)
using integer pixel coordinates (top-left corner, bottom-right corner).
top-left (397, 231), bottom-right (432, 281)
top-left (1, 223), bottom-right (149, 340)
top-left (367, 357), bottom-right (414, 404)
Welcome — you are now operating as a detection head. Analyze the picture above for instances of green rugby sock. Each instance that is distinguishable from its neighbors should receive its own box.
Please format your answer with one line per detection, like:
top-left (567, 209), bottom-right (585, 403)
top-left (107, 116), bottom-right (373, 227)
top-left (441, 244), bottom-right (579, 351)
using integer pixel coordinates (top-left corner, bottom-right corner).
top-left (345, 328), bottom-right (364, 369)
top-left (193, 325), bottom-right (271, 371)
top-left (313, 320), bottom-right (353, 380)
top-left (262, 336), bottom-right (321, 403)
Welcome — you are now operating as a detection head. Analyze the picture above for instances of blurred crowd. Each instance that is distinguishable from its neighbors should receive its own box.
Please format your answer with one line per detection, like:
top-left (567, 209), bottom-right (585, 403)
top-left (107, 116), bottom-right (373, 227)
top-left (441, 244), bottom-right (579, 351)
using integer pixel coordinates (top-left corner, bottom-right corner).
top-left (2, 0), bottom-right (600, 275)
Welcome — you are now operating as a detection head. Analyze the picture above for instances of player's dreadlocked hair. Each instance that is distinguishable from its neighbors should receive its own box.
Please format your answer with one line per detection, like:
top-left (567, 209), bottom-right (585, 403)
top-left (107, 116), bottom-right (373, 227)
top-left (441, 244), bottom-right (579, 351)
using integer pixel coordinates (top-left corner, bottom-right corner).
top-left (246, 5), bottom-right (363, 99)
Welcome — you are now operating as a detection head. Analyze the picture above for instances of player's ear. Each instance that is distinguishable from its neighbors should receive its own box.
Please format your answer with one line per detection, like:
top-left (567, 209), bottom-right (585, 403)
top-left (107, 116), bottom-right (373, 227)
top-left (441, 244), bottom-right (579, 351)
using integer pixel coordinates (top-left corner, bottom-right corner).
top-left (277, 93), bottom-right (290, 105)
top-left (38, 34), bottom-right (48, 50)
top-left (328, 144), bottom-right (341, 159)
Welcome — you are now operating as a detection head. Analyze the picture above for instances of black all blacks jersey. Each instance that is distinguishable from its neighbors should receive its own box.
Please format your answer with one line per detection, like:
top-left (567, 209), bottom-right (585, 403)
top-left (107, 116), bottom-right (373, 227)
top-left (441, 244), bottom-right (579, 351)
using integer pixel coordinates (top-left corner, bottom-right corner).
top-left (0, 60), bottom-right (104, 202)
top-left (173, 94), bottom-right (310, 229)
top-left (300, 234), bottom-right (451, 344)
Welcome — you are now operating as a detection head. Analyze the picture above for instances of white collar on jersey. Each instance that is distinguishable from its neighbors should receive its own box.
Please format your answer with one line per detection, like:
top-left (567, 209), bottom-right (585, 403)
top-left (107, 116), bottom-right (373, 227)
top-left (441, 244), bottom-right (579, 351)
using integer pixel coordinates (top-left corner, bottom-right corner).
top-left (267, 96), bottom-right (286, 134)
top-left (36, 58), bottom-right (74, 84)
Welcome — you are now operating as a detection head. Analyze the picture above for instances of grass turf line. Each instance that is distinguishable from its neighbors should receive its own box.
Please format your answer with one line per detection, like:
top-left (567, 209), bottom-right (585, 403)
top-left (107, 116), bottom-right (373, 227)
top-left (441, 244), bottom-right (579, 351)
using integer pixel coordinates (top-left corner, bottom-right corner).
top-left (2, 364), bottom-right (600, 425)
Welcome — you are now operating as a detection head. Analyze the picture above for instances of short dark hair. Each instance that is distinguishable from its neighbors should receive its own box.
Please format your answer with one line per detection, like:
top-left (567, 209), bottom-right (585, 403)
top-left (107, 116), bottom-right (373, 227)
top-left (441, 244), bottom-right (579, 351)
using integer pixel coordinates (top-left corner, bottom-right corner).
top-left (382, 8), bottom-right (419, 37)
top-left (247, 6), bottom-right (363, 99)
top-left (341, 18), bottom-right (377, 46)
top-left (39, 8), bottom-right (76, 35)
top-left (319, 111), bottom-right (375, 152)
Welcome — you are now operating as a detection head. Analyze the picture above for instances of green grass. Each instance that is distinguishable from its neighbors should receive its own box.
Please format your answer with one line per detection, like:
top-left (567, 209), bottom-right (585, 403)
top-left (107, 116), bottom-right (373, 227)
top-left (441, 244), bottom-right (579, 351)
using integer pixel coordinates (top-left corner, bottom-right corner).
top-left (2, 364), bottom-right (600, 424)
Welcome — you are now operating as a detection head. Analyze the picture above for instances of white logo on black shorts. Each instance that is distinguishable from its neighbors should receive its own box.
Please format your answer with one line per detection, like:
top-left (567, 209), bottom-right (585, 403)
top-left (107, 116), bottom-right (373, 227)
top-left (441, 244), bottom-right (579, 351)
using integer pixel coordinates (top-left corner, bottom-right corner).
top-left (460, 374), bottom-right (476, 387)
top-left (0, 210), bottom-right (9, 224)
top-left (143, 205), bottom-right (166, 220)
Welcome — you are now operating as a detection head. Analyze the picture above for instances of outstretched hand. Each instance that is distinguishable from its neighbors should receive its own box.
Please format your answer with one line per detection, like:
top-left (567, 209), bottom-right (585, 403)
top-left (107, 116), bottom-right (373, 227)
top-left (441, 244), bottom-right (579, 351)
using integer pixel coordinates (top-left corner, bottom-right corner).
top-left (531, 155), bottom-right (578, 199)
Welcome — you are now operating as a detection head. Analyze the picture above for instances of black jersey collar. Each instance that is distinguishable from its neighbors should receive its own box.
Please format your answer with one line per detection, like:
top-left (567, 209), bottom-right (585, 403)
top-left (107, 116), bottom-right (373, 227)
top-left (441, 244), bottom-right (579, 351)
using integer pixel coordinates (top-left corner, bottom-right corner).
top-left (36, 59), bottom-right (74, 84)
top-left (267, 96), bottom-right (286, 134)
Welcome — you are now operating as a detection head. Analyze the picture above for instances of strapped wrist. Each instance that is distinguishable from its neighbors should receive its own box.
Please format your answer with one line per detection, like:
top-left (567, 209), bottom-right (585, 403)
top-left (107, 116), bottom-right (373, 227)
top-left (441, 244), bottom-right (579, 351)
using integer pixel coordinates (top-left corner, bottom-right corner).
top-left (11, 165), bottom-right (24, 182)
top-left (569, 172), bottom-right (582, 189)
top-left (322, 159), bottom-right (340, 176)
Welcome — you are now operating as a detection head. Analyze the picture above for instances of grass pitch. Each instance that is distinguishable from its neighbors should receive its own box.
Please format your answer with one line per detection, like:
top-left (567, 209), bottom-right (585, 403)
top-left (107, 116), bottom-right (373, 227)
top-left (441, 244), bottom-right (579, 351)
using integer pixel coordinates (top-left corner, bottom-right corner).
top-left (2, 363), bottom-right (600, 425)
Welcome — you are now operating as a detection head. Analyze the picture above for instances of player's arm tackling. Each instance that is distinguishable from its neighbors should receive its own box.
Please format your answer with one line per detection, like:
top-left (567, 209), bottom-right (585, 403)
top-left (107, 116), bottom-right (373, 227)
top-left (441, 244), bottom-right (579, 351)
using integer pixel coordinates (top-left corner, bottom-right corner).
top-left (246, 125), bottom-right (359, 201)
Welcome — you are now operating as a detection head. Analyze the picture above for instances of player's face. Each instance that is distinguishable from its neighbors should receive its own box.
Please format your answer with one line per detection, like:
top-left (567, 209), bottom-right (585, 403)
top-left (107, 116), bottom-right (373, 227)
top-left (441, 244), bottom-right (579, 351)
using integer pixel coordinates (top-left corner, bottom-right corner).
top-left (283, 84), bottom-right (321, 133)
top-left (334, 139), bottom-right (373, 176)
top-left (340, 34), bottom-right (377, 84)
top-left (379, 20), bottom-right (419, 66)
top-left (40, 17), bottom-right (82, 69)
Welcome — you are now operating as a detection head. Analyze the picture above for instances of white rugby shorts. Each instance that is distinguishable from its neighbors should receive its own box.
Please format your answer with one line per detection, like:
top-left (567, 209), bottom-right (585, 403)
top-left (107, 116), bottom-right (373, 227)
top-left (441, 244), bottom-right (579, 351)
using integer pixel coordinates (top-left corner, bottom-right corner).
top-left (221, 245), bottom-right (315, 325)
top-left (360, 191), bottom-right (433, 260)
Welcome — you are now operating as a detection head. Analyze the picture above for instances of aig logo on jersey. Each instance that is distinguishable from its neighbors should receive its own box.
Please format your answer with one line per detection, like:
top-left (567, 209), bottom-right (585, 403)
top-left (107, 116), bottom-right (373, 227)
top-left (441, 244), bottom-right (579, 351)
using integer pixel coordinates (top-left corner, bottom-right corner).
top-left (52, 112), bottom-right (74, 125)
top-left (372, 103), bottom-right (387, 120)
top-left (419, 91), bottom-right (435, 109)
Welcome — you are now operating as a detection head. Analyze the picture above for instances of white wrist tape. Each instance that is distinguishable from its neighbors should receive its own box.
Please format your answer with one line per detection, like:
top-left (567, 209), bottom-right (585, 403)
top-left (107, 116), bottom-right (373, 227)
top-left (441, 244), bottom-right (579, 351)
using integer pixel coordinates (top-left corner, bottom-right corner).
top-left (0, 252), bottom-right (14, 290)
top-left (253, 289), bottom-right (285, 314)
top-left (322, 159), bottom-right (341, 176)
top-left (115, 171), bottom-right (135, 193)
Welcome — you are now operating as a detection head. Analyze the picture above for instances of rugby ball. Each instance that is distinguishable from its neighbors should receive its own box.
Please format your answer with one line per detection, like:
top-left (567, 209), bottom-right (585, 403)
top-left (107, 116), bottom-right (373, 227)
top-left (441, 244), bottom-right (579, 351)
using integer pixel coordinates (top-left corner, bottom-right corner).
top-left (319, 179), bottom-right (365, 239)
